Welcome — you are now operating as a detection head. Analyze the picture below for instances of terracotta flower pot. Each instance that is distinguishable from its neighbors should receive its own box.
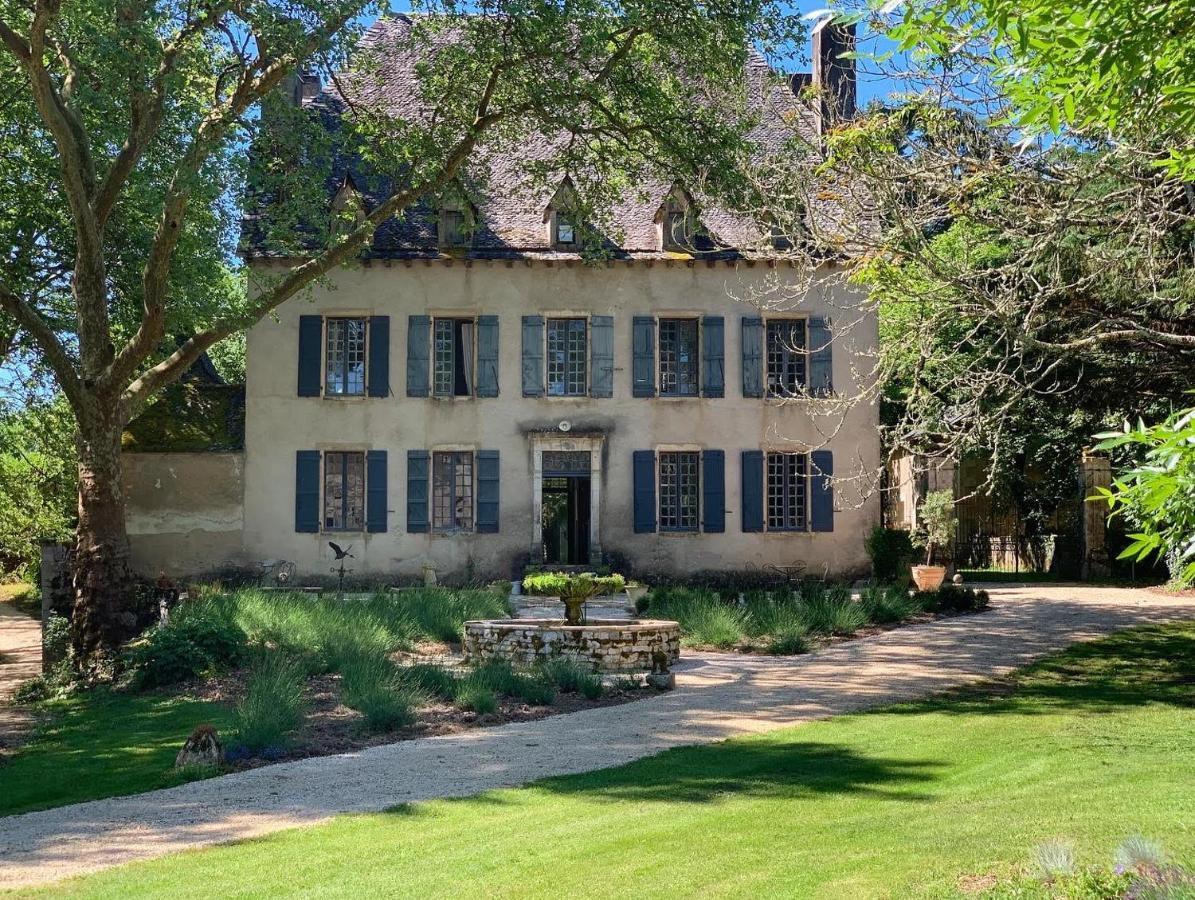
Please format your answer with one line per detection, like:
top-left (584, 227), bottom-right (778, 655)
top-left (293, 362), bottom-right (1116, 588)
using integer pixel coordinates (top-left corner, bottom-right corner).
top-left (911, 565), bottom-right (947, 591)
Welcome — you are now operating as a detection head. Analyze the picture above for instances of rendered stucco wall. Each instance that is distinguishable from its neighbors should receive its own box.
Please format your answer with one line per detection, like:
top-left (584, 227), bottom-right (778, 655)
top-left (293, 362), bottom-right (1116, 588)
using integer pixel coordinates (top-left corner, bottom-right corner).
top-left (123, 452), bottom-right (247, 576)
top-left (241, 259), bottom-right (881, 580)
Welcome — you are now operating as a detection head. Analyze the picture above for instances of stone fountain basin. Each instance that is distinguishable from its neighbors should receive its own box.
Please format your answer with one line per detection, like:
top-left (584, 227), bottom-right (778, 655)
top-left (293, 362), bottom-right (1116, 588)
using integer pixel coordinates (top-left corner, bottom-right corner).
top-left (462, 618), bottom-right (681, 674)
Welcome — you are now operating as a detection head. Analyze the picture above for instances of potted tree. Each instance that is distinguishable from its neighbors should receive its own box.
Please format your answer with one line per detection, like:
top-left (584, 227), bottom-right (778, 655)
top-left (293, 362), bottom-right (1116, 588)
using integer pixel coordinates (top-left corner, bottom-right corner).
top-left (912, 489), bottom-right (956, 591)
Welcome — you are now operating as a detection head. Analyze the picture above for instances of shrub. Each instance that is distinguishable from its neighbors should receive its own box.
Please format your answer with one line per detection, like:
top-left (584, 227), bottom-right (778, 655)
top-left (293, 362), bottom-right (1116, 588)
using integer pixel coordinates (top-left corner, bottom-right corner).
top-left (540, 658), bottom-right (603, 699)
top-left (397, 663), bottom-right (458, 701)
top-left (860, 585), bottom-right (918, 625)
top-left (798, 585), bottom-right (868, 636)
top-left (234, 654), bottom-right (306, 752)
top-left (916, 490), bottom-right (957, 566)
top-left (455, 683), bottom-right (498, 714)
top-left (124, 612), bottom-right (246, 689)
top-left (522, 572), bottom-right (626, 597)
top-left (339, 651), bottom-right (416, 732)
top-left (42, 612), bottom-right (72, 668)
top-left (918, 584), bottom-right (990, 614)
top-left (865, 527), bottom-right (917, 582)
top-left (768, 623), bottom-right (810, 655)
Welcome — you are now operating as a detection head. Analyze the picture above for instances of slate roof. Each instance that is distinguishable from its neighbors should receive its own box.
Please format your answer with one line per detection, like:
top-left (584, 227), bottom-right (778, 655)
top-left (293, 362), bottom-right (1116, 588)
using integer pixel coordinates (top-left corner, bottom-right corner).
top-left (245, 15), bottom-right (847, 262)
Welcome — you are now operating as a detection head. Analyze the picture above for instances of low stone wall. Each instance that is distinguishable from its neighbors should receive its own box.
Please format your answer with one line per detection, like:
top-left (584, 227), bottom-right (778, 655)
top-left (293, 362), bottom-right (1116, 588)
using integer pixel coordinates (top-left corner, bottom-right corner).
top-left (462, 618), bottom-right (681, 674)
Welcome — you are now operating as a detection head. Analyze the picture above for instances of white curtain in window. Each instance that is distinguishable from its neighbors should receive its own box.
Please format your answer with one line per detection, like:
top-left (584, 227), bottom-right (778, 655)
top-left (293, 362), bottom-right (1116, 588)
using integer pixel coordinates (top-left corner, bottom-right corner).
top-left (460, 321), bottom-right (474, 395)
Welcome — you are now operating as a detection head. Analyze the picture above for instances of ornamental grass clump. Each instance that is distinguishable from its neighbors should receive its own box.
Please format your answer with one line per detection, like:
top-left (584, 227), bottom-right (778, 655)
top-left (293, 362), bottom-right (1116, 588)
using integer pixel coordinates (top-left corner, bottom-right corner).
top-left (797, 584), bottom-right (868, 636)
top-left (461, 659), bottom-right (555, 706)
top-left (859, 585), bottom-right (920, 625)
top-left (339, 649), bottom-right (416, 732)
top-left (540, 658), bottom-right (603, 699)
top-left (397, 663), bottom-right (459, 701)
top-left (234, 653), bottom-right (307, 752)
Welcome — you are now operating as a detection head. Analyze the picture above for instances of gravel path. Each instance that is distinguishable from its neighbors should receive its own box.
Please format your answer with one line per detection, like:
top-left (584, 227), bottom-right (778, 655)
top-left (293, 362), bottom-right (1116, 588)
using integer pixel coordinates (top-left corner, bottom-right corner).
top-left (1, 584), bottom-right (1191, 889)
top-left (0, 601), bottom-right (41, 751)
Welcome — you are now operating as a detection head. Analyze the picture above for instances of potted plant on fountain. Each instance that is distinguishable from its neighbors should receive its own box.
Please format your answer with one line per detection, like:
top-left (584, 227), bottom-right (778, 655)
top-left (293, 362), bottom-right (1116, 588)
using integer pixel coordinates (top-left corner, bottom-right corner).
top-left (559, 574), bottom-right (602, 626)
top-left (912, 489), bottom-right (956, 591)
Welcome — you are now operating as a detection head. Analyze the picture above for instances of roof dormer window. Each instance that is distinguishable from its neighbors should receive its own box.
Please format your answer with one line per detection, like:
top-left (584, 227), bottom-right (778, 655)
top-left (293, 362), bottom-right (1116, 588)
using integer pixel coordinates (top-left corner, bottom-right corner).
top-left (440, 207), bottom-right (469, 248)
top-left (555, 214), bottom-right (576, 247)
top-left (545, 176), bottom-right (583, 251)
top-left (330, 176), bottom-right (365, 240)
top-left (657, 184), bottom-right (697, 253)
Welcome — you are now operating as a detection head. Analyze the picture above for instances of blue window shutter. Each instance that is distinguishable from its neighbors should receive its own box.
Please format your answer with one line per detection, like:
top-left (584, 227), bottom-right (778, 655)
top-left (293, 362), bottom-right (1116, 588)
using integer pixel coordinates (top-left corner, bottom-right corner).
top-left (522, 315), bottom-right (544, 397)
top-left (477, 450), bottom-right (500, 533)
top-left (741, 450), bottom-right (764, 532)
top-left (810, 449), bottom-right (834, 532)
top-left (632, 316), bottom-right (655, 397)
top-left (295, 450), bottom-right (320, 532)
top-left (741, 317), bottom-right (764, 398)
top-left (366, 450), bottom-right (388, 533)
top-left (476, 315), bottom-right (500, 397)
top-left (701, 316), bottom-right (725, 398)
top-left (702, 449), bottom-right (725, 533)
top-left (809, 316), bottom-right (833, 397)
top-left (297, 316), bottom-right (322, 397)
top-left (406, 450), bottom-right (430, 533)
top-left (632, 450), bottom-right (656, 533)
top-left (406, 315), bottom-right (430, 398)
top-left (368, 316), bottom-right (390, 397)
top-left (590, 315), bottom-right (614, 397)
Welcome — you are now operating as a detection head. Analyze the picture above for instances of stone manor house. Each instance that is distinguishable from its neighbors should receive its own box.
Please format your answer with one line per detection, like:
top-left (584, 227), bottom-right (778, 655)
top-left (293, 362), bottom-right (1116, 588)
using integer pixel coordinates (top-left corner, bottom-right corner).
top-left (121, 18), bottom-right (880, 582)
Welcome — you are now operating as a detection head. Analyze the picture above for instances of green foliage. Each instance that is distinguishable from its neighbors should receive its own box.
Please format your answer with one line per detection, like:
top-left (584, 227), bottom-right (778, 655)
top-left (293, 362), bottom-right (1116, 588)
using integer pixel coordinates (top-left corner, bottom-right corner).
top-left (860, 585), bottom-right (920, 625)
top-left (460, 660), bottom-right (554, 706)
top-left (124, 612), bottom-right (246, 689)
top-left (766, 624), bottom-right (810, 656)
top-left (1094, 408), bottom-right (1195, 586)
top-left (885, 0), bottom-right (1195, 177)
top-left (917, 490), bottom-right (957, 565)
top-left (865, 527), bottom-right (917, 582)
top-left (0, 397), bottom-right (75, 579)
top-left (916, 584), bottom-right (991, 614)
top-left (539, 659), bottom-right (603, 699)
top-left (233, 654), bottom-right (307, 752)
top-left (454, 683), bottom-right (498, 715)
top-left (339, 651), bottom-right (416, 732)
top-left (796, 585), bottom-right (868, 636)
top-left (522, 572), bottom-right (626, 597)
top-left (397, 663), bottom-right (459, 701)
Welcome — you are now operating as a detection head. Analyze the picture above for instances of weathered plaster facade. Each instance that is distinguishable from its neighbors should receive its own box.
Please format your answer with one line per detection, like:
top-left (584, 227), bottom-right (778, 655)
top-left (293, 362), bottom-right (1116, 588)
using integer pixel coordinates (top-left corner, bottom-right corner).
top-left (232, 258), bottom-right (880, 580)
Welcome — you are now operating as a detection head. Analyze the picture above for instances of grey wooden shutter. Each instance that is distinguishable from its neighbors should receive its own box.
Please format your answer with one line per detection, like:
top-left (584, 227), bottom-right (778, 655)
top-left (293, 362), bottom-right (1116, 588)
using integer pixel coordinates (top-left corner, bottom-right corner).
top-left (295, 450), bottom-right (320, 532)
top-left (475, 315), bottom-right (500, 397)
top-left (521, 315), bottom-right (544, 397)
top-left (589, 315), bottom-right (614, 397)
top-left (632, 316), bottom-right (655, 397)
top-left (476, 450), bottom-right (500, 533)
top-left (366, 450), bottom-right (388, 533)
top-left (406, 450), bottom-right (430, 533)
top-left (632, 450), bottom-right (656, 533)
top-left (741, 450), bottom-right (764, 532)
top-left (297, 316), bottom-right (323, 397)
top-left (742, 316), bottom-right (764, 398)
top-left (368, 316), bottom-right (390, 398)
top-left (701, 315), bottom-right (725, 398)
top-left (810, 449), bottom-right (834, 532)
top-left (406, 315), bottom-right (430, 398)
top-left (808, 316), bottom-right (833, 396)
top-left (702, 449), bottom-right (725, 533)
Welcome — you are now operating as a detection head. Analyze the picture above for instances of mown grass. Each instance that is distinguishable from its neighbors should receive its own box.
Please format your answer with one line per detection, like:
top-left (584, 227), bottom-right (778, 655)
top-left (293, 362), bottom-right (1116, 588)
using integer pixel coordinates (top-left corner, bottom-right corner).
top-left (0, 689), bottom-right (235, 817)
top-left (30, 622), bottom-right (1195, 899)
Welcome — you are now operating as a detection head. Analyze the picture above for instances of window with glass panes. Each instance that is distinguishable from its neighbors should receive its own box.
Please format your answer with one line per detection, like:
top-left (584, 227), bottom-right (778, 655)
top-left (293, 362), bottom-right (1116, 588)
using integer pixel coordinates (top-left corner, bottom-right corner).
top-left (766, 452), bottom-right (807, 530)
top-left (433, 318), bottom-right (475, 397)
top-left (766, 319), bottom-right (806, 397)
top-left (432, 451), bottom-right (474, 531)
top-left (659, 451), bottom-right (699, 531)
top-left (659, 319), bottom-right (699, 397)
top-left (325, 318), bottom-right (367, 396)
top-left (323, 451), bottom-right (365, 530)
top-left (546, 318), bottom-right (587, 396)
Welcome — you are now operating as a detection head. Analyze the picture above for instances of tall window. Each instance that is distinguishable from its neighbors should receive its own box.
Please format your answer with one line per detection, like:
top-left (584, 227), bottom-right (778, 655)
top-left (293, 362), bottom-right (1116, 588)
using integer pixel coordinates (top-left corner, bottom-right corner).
top-left (766, 319), bottom-right (807, 397)
top-left (659, 451), bottom-right (699, 531)
top-left (441, 209), bottom-right (468, 247)
top-left (659, 319), bottom-right (699, 397)
top-left (324, 451), bottom-right (365, 530)
top-left (767, 452), bottom-right (807, 531)
top-left (325, 318), bottom-right (367, 396)
top-left (433, 451), bottom-right (474, 532)
top-left (555, 214), bottom-right (576, 246)
top-left (546, 318), bottom-right (587, 396)
top-left (433, 318), bottom-right (475, 397)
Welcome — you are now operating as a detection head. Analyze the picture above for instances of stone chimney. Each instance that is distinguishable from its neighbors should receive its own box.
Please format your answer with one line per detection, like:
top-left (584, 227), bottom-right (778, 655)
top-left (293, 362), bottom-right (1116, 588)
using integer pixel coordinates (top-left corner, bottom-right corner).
top-left (811, 19), bottom-right (856, 131)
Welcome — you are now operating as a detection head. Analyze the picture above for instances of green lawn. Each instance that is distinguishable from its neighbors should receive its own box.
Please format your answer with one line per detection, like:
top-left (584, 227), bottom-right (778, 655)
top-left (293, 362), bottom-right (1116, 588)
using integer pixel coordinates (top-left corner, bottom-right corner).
top-left (0, 690), bottom-right (234, 816)
top-left (24, 622), bottom-right (1194, 899)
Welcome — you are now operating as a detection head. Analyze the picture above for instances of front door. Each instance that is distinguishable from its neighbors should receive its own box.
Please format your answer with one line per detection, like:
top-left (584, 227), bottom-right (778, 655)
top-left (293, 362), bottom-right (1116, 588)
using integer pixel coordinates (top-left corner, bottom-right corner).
top-left (542, 475), bottom-right (591, 565)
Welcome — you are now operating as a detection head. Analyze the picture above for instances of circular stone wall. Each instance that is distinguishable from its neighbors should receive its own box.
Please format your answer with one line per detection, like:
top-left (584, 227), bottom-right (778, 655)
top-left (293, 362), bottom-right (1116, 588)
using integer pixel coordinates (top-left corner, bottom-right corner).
top-left (462, 619), bottom-right (681, 674)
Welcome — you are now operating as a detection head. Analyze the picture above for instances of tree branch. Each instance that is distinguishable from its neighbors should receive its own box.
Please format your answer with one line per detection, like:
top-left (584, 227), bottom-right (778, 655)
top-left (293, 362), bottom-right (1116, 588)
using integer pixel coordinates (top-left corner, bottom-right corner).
top-left (0, 281), bottom-right (84, 411)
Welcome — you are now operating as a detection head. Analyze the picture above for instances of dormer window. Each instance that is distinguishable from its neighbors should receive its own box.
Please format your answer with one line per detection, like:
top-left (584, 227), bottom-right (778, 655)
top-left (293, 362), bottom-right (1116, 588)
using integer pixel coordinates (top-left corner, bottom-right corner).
top-left (657, 184), bottom-right (697, 252)
top-left (556, 215), bottom-right (576, 246)
top-left (330, 176), bottom-right (365, 240)
top-left (440, 208), bottom-right (468, 248)
top-left (663, 211), bottom-right (690, 251)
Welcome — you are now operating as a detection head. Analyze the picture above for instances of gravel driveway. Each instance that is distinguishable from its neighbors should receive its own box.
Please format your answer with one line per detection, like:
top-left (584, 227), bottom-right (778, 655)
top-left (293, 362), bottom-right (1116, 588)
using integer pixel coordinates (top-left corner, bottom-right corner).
top-left (1, 584), bottom-right (1191, 889)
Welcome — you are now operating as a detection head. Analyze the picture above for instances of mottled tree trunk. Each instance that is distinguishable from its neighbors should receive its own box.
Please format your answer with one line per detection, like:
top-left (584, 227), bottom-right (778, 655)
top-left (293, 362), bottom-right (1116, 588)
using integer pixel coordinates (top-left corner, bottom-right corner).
top-left (71, 410), bottom-right (135, 671)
